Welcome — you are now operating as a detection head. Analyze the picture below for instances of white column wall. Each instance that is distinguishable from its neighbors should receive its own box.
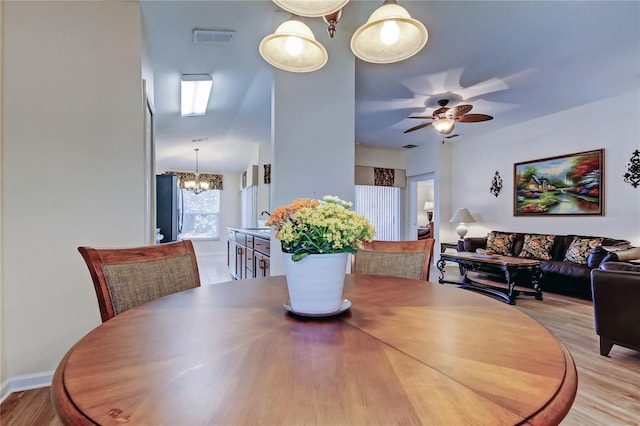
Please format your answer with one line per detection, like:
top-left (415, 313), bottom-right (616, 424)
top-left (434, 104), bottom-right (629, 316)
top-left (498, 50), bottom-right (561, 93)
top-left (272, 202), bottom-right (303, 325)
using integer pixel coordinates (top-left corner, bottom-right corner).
top-left (270, 18), bottom-right (356, 275)
top-left (0, 0), bottom-right (7, 393)
top-left (2, 1), bottom-right (145, 377)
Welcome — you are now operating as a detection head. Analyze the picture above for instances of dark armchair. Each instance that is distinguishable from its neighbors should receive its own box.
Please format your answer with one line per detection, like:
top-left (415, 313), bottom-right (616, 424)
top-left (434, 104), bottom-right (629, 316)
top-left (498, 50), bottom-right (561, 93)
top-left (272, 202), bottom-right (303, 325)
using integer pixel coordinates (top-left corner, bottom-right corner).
top-left (590, 261), bottom-right (640, 356)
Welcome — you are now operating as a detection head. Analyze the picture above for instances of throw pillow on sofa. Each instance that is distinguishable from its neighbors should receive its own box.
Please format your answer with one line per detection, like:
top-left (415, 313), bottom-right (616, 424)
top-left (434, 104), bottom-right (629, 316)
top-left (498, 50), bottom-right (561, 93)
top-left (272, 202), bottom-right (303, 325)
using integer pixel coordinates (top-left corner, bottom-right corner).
top-left (485, 231), bottom-right (515, 256)
top-left (519, 234), bottom-right (555, 260)
top-left (564, 237), bottom-right (603, 264)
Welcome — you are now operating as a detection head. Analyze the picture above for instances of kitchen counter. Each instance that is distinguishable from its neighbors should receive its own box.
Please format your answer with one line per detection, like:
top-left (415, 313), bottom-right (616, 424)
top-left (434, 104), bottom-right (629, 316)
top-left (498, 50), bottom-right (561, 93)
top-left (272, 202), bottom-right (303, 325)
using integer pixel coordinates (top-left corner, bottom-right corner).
top-left (227, 228), bottom-right (271, 279)
top-left (227, 227), bottom-right (271, 238)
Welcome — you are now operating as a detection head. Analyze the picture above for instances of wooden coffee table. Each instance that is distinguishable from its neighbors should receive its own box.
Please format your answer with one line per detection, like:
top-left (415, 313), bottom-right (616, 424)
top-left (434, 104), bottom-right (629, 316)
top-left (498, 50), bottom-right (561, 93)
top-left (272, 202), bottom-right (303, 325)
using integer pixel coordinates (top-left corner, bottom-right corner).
top-left (438, 251), bottom-right (543, 304)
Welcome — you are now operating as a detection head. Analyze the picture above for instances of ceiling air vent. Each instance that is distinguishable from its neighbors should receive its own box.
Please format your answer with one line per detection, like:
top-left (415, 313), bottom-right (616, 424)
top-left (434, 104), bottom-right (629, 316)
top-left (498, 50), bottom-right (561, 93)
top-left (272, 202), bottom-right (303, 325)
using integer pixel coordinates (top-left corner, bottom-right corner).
top-left (402, 144), bottom-right (418, 149)
top-left (193, 29), bottom-right (235, 44)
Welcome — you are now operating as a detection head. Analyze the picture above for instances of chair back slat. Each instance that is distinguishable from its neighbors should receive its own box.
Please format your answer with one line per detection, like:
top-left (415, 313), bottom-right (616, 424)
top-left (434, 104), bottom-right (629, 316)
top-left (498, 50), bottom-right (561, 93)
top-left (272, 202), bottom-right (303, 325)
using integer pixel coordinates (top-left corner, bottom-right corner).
top-left (78, 240), bottom-right (201, 322)
top-left (353, 239), bottom-right (435, 281)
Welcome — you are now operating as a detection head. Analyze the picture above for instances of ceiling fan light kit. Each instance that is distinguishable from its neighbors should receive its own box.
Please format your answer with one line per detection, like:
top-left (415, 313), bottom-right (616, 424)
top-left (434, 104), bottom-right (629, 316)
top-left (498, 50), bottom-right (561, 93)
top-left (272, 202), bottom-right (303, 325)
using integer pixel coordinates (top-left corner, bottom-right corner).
top-left (350, 0), bottom-right (428, 64)
top-left (263, 0), bottom-right (427, 72)
top-left (259, 18), bottom-right (328, 73)
top-left (432, 118), bottom-right (455, 134)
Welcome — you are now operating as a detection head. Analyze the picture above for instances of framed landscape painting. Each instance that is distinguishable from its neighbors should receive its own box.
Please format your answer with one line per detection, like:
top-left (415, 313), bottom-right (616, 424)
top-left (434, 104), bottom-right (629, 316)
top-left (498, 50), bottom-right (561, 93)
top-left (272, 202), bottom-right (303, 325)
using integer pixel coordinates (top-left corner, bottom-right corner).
top-left (514, 149), bottom-right (604, 216)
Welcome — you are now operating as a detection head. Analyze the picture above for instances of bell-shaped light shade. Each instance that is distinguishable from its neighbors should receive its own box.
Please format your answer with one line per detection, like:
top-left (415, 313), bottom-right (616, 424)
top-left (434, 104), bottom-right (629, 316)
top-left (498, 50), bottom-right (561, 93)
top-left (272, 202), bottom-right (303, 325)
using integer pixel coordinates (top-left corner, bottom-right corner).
top-left (432, 118), bottom-right (455, 134)
top-left (350, 1), bottom-right (428, 64)
top-left (259, 19), bottom-right (328, 73)
top-left (273, 0), bottom-right (350, 17)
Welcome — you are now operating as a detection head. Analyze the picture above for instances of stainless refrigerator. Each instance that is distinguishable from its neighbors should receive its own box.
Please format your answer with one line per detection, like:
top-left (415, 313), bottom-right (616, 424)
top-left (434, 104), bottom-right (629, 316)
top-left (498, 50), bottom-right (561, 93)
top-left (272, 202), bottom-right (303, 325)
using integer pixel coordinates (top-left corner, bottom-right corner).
top-left (156, 174), bottom-right (180, 243)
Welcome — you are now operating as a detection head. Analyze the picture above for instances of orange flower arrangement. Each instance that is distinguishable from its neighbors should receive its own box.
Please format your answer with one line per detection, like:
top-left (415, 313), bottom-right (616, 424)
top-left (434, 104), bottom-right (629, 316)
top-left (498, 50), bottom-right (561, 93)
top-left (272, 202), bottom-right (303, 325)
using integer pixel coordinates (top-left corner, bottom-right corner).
top-left (266, 195), bottom-right (376, 261)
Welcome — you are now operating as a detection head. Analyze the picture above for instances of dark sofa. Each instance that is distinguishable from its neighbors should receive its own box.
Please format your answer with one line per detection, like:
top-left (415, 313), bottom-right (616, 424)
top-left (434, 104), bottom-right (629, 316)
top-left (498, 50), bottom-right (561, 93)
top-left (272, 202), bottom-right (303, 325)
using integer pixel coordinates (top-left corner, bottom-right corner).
top-left (461, 232), bottom-right (632, 300)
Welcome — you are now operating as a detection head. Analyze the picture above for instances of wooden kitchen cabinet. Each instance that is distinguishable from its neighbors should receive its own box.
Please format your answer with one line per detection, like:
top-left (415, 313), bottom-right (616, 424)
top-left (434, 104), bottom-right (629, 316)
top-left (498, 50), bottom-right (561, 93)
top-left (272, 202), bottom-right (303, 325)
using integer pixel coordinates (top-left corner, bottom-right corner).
top-left (253, 237), bottom-right (270, 277)
top-left (227, 228), bottom-right (270, 280)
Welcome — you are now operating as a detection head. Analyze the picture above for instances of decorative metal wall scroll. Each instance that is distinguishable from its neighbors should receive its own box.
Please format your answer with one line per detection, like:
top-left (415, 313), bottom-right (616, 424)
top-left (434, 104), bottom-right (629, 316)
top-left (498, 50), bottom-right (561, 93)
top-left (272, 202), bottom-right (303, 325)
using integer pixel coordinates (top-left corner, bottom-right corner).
top-left (490, 171), bottom-right (503, 197)
top-left (623, 149), bottom-right (639, 188)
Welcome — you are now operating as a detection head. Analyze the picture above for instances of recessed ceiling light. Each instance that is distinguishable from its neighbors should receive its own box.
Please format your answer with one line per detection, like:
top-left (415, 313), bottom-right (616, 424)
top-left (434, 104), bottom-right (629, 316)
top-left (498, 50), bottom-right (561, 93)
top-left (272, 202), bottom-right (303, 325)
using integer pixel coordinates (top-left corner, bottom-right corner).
top-left (181, 75), bottom-right (213, 116)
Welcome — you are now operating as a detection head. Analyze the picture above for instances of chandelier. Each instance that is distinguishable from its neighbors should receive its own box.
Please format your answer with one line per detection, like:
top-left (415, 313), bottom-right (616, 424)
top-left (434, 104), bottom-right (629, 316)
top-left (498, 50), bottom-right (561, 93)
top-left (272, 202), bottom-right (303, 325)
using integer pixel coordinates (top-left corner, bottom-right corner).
top-left (182, 148), bottom-right (210, 194)
top-left (260, 0), bottom-right (428, 73)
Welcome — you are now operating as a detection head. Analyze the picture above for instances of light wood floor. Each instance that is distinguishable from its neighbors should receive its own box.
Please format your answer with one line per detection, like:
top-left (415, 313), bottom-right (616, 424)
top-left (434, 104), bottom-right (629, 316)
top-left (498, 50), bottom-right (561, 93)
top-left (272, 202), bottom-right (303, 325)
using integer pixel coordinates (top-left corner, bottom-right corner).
top-left (2, 259), bottom-right (639, 425)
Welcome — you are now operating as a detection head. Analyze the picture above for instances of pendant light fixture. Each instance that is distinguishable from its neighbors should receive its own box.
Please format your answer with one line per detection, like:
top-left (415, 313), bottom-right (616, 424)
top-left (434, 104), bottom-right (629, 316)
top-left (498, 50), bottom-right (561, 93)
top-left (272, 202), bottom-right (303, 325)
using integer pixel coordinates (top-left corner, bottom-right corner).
top-left (259, 17), bottom-right (328, 73)
top-left (182, 148), bottom-right (210, 194)
top-left (272, 0), bottom-right (349, 17)
top-left (351, 0), bottom-right (428, 64)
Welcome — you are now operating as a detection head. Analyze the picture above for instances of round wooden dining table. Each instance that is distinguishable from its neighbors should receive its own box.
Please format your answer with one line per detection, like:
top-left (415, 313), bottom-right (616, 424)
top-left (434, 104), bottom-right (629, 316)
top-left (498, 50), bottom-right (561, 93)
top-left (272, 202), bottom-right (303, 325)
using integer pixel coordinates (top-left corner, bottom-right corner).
top-left (52, 274), bottom-right (577, 426)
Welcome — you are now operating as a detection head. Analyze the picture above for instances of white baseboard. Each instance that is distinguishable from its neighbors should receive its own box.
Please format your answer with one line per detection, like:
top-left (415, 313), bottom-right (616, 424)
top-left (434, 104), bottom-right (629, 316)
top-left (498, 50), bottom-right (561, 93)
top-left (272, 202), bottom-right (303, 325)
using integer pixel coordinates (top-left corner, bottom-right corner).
top-left (0, 379), bottom-right (9, 404)
top-left (0, 371), bottom-right (54, 404)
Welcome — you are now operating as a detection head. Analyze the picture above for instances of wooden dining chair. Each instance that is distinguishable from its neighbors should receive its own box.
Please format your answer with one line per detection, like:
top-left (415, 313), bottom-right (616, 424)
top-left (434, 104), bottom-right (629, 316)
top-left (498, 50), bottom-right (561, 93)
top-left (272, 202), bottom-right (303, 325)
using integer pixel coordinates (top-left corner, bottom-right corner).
top-left (78, 240), bottom-right (201, 322)
top-left (352, 239), bottom-right (436, 281)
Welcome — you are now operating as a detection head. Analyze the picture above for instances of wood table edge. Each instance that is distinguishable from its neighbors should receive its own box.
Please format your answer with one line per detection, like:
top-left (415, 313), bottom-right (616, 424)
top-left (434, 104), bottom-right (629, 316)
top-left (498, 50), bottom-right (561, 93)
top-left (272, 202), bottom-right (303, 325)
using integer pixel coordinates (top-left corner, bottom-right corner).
top-left (524, 340), bottom-right (578, 425)
top-left (51, 345), bottom-right (97, 425)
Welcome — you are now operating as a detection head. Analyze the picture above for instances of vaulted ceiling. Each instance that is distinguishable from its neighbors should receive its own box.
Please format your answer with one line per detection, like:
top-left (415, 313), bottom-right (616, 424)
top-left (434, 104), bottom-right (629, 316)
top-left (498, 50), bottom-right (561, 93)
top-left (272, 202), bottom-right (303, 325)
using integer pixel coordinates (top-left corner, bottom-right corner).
top-left (141, 1), bottom-right (639, 173)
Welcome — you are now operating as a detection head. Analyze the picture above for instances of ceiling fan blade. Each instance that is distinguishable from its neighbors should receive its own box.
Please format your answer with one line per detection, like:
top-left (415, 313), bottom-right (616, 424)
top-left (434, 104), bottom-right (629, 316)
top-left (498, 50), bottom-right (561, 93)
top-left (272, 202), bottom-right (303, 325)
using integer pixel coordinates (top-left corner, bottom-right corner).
top-left (404, 122), bottom-right (433, 133)
top-left (447, 104), bottom-right (473, 118)
top-left (408, 116), bottom-right (434, 119)
top-left (457, 113), bottom-right (493, 123)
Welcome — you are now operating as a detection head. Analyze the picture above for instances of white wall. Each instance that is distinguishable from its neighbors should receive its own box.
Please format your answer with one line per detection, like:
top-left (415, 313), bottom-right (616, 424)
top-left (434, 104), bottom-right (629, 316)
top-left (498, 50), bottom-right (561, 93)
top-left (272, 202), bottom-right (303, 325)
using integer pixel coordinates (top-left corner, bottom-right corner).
top-left (270, 18), bottom-right (355, 275)
top-left (450, 92), bottom-right (640, 246)
top-left (355, 145), bottom-right (405, 169)
top-left (2, 1), bottom-right (145, 379)
top-left (0, 0), bottom-right (7, 396)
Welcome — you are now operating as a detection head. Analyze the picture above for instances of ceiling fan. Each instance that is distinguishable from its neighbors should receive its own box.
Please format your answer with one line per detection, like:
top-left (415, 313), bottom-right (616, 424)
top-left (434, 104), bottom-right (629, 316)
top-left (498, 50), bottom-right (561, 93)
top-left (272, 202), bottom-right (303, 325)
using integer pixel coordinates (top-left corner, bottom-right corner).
top-left (404, 99), bottom-right (493, 135)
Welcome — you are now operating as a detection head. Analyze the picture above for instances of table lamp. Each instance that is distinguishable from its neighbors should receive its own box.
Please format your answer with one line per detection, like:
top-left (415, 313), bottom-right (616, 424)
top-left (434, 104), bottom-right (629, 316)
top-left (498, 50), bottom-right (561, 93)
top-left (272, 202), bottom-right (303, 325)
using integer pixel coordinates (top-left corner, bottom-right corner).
top-left (450, 208), bottom-right (476, 239)
top-left (423, 201), bottom-right (434, 222)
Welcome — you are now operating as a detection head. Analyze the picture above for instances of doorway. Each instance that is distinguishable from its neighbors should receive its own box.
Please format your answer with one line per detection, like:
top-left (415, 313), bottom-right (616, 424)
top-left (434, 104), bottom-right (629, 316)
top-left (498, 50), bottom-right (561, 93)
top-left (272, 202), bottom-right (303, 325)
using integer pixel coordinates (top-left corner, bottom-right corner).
top-left (407, 173), bottom-right (435, 241)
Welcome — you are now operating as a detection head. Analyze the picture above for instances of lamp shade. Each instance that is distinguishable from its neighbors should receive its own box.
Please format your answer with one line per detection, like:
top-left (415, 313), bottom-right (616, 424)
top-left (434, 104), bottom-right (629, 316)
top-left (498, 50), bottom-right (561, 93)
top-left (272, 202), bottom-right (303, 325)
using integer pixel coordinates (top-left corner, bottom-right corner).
top-left (350, 0), bottom-right (428, 64)
top-left (273, 0), bottom-right (350, 17)
top-left (423, 201), bottom-right (434, 211)
top-left (450, 208), bottom-right (476, 223)
top-left (259, 19), bottom-right (328, 73)
top-left (432, 118), bottom-right (455, 134)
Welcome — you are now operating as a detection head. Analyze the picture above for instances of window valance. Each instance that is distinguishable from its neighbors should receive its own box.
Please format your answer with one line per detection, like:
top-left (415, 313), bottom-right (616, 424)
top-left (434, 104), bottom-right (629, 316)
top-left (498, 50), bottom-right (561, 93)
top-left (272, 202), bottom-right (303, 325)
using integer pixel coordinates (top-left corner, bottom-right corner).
top-left (164, 171), bottom-right (224, 190)
top-left (354, 166), bottom-right (406, 188)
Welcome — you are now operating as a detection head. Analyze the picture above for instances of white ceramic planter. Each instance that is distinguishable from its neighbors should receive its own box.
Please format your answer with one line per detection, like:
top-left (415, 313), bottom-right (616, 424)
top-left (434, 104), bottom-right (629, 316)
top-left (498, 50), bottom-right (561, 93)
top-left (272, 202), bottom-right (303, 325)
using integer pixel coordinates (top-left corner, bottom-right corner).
top-left (283, 252), bottom-right (348, 314)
